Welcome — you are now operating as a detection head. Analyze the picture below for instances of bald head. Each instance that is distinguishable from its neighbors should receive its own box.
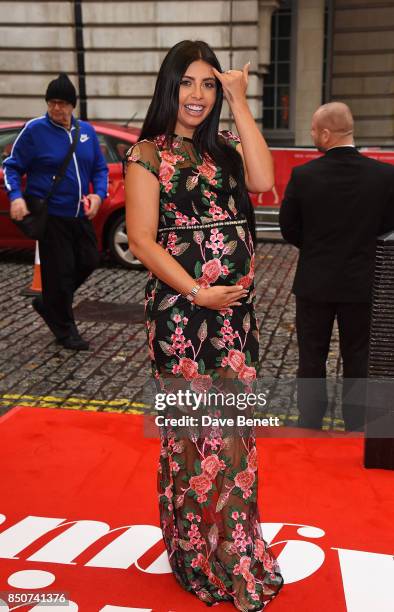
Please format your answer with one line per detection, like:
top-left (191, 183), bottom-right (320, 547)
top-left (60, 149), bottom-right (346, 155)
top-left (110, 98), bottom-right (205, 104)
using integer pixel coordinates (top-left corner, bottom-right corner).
top-left (314, 102), bottom-right (354, 133)
top-left (311, 102), bottom-right (354, 152)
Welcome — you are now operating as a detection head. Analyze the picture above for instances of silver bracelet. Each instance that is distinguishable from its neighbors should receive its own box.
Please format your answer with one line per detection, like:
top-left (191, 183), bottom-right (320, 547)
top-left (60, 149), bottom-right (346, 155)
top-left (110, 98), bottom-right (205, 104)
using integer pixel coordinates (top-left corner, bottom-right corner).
top-left (185, 284), bottom-right (201, 302)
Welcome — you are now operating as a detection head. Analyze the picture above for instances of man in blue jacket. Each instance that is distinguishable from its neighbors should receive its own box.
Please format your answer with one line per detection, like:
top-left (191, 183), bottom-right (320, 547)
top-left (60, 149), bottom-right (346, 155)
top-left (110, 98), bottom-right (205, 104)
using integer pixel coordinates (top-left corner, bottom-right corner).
top-left (3, 73), bottom-right (108, 350)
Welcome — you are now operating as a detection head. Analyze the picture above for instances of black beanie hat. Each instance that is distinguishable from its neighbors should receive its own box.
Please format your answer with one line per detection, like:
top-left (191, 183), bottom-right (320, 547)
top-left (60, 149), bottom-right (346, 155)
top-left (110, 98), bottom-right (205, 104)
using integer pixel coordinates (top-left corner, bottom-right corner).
top-left (45, 73), bottom-right (77, 107)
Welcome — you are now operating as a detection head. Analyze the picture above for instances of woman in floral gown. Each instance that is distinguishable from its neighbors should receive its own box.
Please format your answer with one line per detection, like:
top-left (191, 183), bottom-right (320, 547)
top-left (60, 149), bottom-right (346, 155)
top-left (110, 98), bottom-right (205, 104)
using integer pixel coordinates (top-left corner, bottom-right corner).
top-left (125, 40), bottom-right (283, 611)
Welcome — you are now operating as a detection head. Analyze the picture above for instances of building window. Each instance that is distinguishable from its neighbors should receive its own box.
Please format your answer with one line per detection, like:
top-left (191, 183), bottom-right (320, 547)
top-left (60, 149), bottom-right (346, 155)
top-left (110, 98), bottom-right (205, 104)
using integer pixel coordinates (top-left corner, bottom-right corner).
top-left (263, 1), bottom-right (293, 131)
top-left (263, 0), bottom-right (332, 137)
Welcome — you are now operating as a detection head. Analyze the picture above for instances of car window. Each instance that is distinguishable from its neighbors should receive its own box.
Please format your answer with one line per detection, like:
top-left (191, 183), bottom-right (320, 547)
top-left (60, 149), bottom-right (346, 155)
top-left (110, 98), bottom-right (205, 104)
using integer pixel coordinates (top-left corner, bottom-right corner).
top-left (96, 133), bottom-right (118, 164)
top-left (0, 129), bottom-right (21, 161)
top-left (105, 135), bottom-right (136, 162)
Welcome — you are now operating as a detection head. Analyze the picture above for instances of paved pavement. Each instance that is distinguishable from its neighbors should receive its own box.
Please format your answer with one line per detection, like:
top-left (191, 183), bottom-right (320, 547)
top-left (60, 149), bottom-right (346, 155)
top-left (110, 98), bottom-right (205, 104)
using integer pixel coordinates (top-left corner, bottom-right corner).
top-left (0, 243), bottom-right (344, 429)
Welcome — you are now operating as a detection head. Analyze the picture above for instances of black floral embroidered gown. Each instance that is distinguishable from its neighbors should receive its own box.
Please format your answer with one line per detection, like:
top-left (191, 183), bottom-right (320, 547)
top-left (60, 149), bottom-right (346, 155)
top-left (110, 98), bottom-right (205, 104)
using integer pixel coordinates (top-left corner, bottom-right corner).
top-left (125, 132), bottom-right (283, 611)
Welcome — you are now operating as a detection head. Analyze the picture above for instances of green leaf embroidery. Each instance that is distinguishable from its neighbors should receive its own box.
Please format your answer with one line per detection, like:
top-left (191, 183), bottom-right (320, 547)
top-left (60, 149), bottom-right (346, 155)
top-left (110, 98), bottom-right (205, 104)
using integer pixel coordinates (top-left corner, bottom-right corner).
top-left (194, 261), bottom-right (202, 277)
top-left (194, 458), bottom-right (202, 475)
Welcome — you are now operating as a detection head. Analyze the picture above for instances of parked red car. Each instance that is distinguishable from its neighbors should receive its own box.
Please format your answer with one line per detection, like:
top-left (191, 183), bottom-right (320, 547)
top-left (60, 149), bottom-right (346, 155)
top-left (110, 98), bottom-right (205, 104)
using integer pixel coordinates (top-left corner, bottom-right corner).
top-left (0, 121), bottom-right (141, 268)
top-left (3, 121), bottom-right (394, 266)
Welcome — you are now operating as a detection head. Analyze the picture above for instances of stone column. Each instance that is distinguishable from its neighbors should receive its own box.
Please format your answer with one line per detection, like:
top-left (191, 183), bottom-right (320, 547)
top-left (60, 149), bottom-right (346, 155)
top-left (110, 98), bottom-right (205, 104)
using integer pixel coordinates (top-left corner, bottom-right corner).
top-left (294, 0), bottom-right (326, 145)
top-left (258, 0), bottom-right (280, 75)
top-left (257, 0), bottom-right (280, 126)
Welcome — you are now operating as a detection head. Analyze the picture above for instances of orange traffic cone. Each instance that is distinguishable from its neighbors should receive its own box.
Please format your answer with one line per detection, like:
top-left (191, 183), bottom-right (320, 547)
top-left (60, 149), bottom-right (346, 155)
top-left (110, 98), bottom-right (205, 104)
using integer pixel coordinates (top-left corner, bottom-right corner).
top-left (21, 242), bottom-right (42, 296)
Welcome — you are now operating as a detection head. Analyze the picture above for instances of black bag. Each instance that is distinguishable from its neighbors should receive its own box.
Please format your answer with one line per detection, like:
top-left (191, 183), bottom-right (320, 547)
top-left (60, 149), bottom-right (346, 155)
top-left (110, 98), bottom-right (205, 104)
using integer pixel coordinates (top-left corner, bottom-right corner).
top-left (13, 122), bottom-right (80, 240)
top-left (15, 194), bottom-right (48, 240)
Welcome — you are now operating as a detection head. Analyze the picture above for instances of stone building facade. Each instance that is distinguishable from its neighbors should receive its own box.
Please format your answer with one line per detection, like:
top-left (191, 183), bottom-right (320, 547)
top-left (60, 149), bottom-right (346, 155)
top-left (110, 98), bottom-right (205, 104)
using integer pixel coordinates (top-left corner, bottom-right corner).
top-left (0, 0), bottom-right (393, 145)
top-left (331, 0), bottom-right (394, 146)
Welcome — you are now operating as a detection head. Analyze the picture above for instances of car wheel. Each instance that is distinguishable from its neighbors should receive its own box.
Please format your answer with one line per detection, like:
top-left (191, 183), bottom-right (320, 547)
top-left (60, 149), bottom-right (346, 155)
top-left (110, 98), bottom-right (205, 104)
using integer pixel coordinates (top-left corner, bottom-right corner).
top-left (107, 213), bottom-right (144, 270)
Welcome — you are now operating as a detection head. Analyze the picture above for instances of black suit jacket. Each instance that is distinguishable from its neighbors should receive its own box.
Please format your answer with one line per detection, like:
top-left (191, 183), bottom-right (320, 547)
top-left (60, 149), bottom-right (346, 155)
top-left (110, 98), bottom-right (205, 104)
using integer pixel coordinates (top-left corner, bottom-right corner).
top-left (279, 147), bottom-right (394, 302)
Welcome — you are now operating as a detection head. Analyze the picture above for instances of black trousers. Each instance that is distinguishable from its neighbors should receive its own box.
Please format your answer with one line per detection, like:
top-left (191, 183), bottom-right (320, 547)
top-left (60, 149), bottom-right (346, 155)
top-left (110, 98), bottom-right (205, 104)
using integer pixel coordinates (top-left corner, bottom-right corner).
top-left (296, 297), bottom-right (371, 431)
top-left (38, 215), bottom-right (100, 340)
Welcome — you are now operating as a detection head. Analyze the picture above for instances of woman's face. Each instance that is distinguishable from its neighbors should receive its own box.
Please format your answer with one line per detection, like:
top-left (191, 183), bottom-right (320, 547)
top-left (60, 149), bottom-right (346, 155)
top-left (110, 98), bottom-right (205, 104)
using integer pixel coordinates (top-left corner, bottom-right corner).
top-left (174, 59), bottom-right (217, 137)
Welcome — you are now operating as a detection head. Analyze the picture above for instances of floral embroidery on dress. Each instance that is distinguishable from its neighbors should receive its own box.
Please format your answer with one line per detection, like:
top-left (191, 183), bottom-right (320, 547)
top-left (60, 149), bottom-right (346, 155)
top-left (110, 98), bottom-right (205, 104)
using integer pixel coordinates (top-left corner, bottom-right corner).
top-left (125, 131), bottom-right (283, 610)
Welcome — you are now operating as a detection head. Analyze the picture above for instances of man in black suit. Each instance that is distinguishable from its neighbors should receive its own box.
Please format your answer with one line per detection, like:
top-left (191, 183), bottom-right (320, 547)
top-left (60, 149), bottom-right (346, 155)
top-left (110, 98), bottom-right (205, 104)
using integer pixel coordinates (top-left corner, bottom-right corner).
top-left (280, 102), bottom-right (394, 431)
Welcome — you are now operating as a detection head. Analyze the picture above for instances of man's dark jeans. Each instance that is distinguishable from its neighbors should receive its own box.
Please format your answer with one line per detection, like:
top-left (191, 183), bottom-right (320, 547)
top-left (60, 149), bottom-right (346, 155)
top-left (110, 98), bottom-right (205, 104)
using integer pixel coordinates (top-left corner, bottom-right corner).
top-left (38, 214), bottom-right (100, 339)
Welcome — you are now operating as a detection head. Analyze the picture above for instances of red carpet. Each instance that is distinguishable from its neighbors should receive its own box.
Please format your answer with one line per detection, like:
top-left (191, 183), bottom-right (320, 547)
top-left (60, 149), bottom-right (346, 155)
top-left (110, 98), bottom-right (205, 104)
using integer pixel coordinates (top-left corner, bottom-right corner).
top-left (0, 407), bottom-right (393, 612)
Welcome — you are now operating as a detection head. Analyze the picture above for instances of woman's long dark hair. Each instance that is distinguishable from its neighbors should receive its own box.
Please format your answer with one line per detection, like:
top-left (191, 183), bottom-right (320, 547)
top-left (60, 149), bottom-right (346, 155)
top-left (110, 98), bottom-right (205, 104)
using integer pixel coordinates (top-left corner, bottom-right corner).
top-left (140, 40), bottom-right (256, 244)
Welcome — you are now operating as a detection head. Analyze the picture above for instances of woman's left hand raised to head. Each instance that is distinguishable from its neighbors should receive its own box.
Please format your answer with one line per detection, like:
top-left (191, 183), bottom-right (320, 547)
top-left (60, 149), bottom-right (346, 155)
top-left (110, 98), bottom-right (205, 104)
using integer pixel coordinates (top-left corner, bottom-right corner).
top-left (212, 63), bottom-right (250, 107)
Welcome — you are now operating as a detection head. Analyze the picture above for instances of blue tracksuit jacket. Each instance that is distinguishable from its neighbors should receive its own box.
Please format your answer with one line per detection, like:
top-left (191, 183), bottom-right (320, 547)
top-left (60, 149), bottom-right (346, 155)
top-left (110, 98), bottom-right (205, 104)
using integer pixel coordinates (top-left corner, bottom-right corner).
top-left (3, 113), bottom-right (108, 217)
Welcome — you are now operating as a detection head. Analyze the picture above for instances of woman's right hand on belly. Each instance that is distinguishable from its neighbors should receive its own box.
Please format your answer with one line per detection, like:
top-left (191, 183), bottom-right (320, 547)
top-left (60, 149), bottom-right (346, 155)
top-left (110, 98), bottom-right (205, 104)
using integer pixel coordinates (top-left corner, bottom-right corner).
top-left (194, 285), bottom-right (249, 309)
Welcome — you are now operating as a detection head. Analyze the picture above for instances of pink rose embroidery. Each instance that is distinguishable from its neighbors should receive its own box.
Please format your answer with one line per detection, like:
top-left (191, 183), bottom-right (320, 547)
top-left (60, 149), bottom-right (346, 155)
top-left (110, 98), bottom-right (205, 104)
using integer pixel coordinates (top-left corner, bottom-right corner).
top-left (189, 473), bottom-right (212, 496)
top-left (227, 349), bottom-right (246, 372)
top-left (161, 150), bottom-right (182, 164)
top-left (178, 357), bottom-right (199, 381)
top-left (237, 274), bottom-right (253, 289)
top-left (159, 161), bottom-right (175, 185)
top-left (234, 555), bottom-right (251, 576)
top-left (234, 469), bottom-right (255, 493)
top-left (238, 365), bottom-right (256, 383)
top-left (254, 538), bottom-right (266, 562)
top-left (200, 258), bottom-right (222, 285)
top-left (263, 550), bottom-right (276, 572)
top-left (201, 454), bottom-right (225, 479)
top-left (197, 159), bottom-right (217, 182)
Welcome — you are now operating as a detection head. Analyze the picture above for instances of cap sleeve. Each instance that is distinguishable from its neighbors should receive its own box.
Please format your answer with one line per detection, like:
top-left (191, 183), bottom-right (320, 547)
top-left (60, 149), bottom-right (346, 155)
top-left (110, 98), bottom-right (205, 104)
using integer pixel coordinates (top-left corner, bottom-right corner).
top-left (124, 139), bottom-right (160, 178)
top-left (219, 129), bottom-right (241, 149)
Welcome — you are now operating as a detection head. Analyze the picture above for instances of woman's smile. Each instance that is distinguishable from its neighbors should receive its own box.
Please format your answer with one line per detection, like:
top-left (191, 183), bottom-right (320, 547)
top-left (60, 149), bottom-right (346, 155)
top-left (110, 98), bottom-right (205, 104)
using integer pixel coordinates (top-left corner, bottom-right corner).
top-left (184, 103), bottom-right (205, 116)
